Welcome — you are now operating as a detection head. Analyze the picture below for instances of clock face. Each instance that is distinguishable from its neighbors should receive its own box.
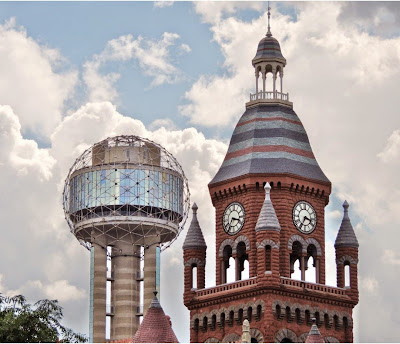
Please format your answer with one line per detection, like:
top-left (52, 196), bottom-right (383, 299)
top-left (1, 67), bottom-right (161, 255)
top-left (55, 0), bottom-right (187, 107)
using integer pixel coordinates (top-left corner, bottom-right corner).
top-left (223, 202), bottom-right (245, 235)
top-left (292, 201), bottom-right (317, 234)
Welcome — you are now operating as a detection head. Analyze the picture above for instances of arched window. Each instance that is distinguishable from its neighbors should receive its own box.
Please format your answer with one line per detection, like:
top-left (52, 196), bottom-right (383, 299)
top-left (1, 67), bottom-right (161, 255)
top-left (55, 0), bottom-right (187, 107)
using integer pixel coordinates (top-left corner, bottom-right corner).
top-left (256, 304), bottom-right (262, 320)
top-left (247, 307), bottom-right (253, 322)
top-left (276, 304), bottom-right (282, 320)
top-left (305, 244), bottom-right (318, 283)
top-left (295, 308), bottom-right (301, 323)
top-left (222, 245), bottom-right (233, 284)
top-left (202, 316), bottom-right (208, 331)
top-left (305, 256), bottom-right (316, 283)
top-left (238, 308), bottom-right (244, 324)
top-left (220, 312), bottom-right (226, 328)
top-left (192, 265), bottom-right (197, 289)
top-left (290, 241), bottom-right (303, 280)
top-left (228, 310), bottom-right (234, 326)
top-left (211, 314), bottom-right (216, 330)
top-left (194, 318), bottom-right (199, 332)
top-left (265, 245), bottom-right (272, 271)
top-left (305, 310), bottom-right (311, 325)
top-left (227, 257), bottom-right (236, 283)
top-left (344, 263), bottom-right (350, 287)
top-left (236, 241), bottom-right (249, 281)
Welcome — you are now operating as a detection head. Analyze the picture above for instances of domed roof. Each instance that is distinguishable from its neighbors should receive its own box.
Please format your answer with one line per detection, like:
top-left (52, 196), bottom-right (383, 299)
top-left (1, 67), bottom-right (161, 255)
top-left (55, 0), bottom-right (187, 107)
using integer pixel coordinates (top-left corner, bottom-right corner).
top-left (252, 34), bottom-right (286, 66)
top-left (209, 104), bottom-right (330, 186)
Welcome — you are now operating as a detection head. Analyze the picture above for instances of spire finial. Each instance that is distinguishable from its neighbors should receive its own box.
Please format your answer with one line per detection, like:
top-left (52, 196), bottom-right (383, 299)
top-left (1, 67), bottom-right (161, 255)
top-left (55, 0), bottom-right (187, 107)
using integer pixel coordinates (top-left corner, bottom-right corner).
top-left (267, 2), bottom-right (272, 37)
top-left (264, 182), bottom-right (271, 201)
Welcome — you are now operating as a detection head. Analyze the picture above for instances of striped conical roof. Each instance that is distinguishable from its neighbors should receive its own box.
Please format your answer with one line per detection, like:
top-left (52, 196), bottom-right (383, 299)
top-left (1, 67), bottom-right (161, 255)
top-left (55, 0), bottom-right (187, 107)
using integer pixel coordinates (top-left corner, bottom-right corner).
top-left (210, 104), bottom-right (330, 186)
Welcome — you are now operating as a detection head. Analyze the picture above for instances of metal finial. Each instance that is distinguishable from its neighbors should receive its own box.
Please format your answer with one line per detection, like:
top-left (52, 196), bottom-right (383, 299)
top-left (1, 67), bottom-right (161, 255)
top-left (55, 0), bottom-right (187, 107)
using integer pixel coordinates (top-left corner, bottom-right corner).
top-left (267, 2), bottom-right (272, 37)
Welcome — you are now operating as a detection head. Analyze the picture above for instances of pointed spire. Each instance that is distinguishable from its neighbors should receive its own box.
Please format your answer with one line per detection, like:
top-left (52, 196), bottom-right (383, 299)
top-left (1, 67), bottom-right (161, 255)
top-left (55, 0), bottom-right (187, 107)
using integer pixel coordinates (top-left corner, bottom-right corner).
top-left (255, 183), bottom-right (281, 232)
top-left (133, 290), bottom-right (179, 343)
top-left (182, 203), bottom-right (207, 250)
top-left (266, 2), bottom-right (272, 37)
top-left (335, 201), bottom-right (359, 248)
top-left (305, 318), bottom-right (323, 343)
top-left (149, 291), bottom-right (161, 309)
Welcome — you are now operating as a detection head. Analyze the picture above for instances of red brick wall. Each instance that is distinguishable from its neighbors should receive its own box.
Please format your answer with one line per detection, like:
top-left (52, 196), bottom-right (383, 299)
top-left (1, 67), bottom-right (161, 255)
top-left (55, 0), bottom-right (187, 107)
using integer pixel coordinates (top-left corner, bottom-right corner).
top-left (190, 292), bottom-right (354, 343)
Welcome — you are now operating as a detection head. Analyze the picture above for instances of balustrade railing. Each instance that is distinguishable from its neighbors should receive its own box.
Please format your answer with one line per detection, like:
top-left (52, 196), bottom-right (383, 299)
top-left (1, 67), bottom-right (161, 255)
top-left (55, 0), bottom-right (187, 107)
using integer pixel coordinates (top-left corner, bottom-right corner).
top-left (280, 277), bottom-right (346, 295)
top-left (249, 91), bottom-right (289, 102)
top-left (196, 277), bottom-right (257, 297)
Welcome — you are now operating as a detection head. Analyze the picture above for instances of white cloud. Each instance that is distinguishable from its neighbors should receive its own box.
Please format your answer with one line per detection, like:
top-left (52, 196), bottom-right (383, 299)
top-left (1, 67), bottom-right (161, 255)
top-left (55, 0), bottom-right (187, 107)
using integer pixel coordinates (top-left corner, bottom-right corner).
top-left (377, 129), bottom-right (400, 163)
top-left (83, 32), bottom-right (190, 102)
top-left (382, 249), bottom-right (400, 266)
top-left (153, 1), bottom-right (174, 9)
top-left (0, 19), bottom-right (77, 138)
top-left (0, 105), bottom-right (56, 181)
top-left (327, 209), bottom-right (342, 220)
top-left (360, 277), bottom-right (379, 294)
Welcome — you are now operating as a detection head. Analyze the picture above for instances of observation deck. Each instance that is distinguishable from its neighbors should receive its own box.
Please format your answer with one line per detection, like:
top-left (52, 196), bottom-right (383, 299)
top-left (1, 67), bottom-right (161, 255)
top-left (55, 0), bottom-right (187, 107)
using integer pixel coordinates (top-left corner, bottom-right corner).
top-left (246, 91), bottom-right (293, 109)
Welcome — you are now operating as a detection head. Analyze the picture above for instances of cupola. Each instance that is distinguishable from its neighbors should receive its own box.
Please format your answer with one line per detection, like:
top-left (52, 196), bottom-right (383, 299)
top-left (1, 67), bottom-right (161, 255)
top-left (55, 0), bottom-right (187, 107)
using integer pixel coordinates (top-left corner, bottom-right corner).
top-left (249, 5), bottom-right (289, 106)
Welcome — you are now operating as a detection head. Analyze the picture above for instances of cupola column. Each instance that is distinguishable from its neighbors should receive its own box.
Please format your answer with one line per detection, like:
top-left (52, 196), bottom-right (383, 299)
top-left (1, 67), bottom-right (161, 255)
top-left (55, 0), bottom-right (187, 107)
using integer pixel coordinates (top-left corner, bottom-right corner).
top-left (262, 70), bottom-right (266, 97)
top-left (272, 68), bottom-right (277, 96)
top-left (280, 71), bottom-right (283, 94)
top-left (255, 70), bottom-right (259, 98)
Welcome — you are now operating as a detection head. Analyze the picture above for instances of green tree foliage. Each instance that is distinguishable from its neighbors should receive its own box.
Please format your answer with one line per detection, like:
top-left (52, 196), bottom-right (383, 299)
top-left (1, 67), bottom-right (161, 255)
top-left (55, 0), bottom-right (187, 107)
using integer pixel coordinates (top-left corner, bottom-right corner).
top-left (0, 294), bottom-right (87, 343)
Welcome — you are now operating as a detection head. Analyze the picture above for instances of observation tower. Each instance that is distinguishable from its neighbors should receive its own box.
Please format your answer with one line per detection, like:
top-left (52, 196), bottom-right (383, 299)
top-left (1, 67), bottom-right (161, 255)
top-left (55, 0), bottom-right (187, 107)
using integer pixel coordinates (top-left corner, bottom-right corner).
top-left (63, 135), bottom-right (189, 342)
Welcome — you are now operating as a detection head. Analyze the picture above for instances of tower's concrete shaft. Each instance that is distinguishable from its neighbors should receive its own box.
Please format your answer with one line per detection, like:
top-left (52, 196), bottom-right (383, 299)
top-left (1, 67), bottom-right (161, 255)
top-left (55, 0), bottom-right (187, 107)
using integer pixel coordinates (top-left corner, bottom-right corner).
top-left (111, 243), bottom-right (140, 340)
top-left (92, 243), bottom-right (107, 343)
top-left (143, 244), bottom-right (157, 315)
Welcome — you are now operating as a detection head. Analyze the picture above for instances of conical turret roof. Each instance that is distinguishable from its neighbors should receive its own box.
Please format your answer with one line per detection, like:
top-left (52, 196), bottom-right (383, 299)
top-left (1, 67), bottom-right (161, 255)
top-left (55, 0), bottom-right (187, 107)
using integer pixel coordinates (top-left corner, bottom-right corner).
top-left (209, 104), bottom-right (330, 186)
top-left (132, 292), bottom-right (179, 343)
top-left (305, 318), bottom-right (323, 343)
top-left (255, 182), bottom-right (281, 232)
top-left (335, 201), bottom-right (359, 248)
top-left (182, 203), bottom-right (207, 250)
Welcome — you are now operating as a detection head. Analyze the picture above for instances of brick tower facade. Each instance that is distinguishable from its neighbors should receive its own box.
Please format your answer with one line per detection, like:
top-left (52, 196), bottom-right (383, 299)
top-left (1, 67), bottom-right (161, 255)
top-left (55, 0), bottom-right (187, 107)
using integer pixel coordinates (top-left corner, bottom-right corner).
top-left (183, 12), bottom-right (359, 344)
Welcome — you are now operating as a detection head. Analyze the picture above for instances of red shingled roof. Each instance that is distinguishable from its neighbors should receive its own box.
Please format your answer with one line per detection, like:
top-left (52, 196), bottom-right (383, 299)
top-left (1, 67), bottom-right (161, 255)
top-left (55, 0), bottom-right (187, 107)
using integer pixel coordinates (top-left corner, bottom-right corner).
top-left (132, 293), bottom-right (179, 343)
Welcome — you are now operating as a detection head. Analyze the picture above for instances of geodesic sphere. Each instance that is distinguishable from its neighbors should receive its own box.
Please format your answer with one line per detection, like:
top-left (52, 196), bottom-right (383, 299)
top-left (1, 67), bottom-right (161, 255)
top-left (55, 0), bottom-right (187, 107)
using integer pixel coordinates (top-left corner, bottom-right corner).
top-left (62, 135), bottom-right (190, 251)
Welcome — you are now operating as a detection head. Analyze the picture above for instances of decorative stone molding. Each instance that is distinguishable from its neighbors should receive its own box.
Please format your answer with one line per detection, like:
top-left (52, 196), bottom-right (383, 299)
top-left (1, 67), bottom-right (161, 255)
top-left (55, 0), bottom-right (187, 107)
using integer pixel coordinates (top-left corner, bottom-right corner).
top-left (298, 333), bottom-right (308, 343)
top-left (305, 238), bottom-right (322, 256)
top-left (288, 234), bottom-right (307, 253)
top-left (235, 235), bottom-right (250, 251)
top-left (222, 333), bottom-right (240, 343)
top-left (324, 336), bottom-right (340, 343)
top-left (250, 328), bottom-right (264, 343)
top-left (274, 329), bottom-right (297, 343)
top-left (190, 301), bottom-right (266, 333)
top-left (256, 239), bottom-right (280, 249)
top-left (184, 257), bottom-right (205, 267)
top-left (205, 338), bottom-right (220, 343)
top-left (218, 239), bottom-right (236, 257)
top-left (271, 299), bottom-right (352, 330)
top-left (336, 255), bottom-right (358, 265)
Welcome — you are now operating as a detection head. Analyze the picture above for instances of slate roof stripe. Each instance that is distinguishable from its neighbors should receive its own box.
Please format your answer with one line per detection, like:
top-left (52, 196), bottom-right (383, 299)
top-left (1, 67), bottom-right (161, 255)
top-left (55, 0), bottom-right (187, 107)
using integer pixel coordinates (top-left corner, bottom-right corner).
top-left (222, 151), bottom-right (319, 167)
top-left (227, 137), bottom-right (312, 154)
top-left (234, 119), bottom-right (307, 135)
top-left (225, 145), bottom-right (315, 161)
top-left (230, 128), bottom-right (310, 145)
top-left (210, 158), bottom-right (330, 185)
top-left (237, 117), bottom-right (302, 127)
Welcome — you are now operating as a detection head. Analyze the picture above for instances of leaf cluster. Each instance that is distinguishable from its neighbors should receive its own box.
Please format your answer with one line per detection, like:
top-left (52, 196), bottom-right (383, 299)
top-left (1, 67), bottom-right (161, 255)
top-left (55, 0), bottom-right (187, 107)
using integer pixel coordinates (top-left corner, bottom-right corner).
top-left (0, 294), bottom-right (87, 343)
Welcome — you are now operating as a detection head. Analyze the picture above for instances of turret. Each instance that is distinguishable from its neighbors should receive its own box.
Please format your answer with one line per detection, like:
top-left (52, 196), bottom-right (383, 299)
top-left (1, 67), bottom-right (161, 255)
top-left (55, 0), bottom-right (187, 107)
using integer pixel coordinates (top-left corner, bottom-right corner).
top-left (335, 201), bottom-right (359, 302)
top-left (255, 183), bottom-right (281, 283)
top-left (183, 204), bottom-right (207, 304)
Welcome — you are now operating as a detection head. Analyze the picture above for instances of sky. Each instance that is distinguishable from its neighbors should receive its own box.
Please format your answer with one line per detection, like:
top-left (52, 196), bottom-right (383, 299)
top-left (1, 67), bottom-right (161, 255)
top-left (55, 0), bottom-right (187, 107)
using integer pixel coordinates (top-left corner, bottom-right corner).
top-left (0, 1), bottom-right (400, 342)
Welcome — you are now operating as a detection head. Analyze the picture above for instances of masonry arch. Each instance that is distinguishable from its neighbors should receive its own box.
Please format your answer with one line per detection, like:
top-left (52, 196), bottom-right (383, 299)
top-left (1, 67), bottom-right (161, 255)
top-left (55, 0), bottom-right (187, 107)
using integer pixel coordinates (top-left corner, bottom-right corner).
top-left (250, 328), bottom-right (264, 343)
top-left (274, 329), bottom-right (297, 343)
top-left (222, 333), bottom-right (240, 343)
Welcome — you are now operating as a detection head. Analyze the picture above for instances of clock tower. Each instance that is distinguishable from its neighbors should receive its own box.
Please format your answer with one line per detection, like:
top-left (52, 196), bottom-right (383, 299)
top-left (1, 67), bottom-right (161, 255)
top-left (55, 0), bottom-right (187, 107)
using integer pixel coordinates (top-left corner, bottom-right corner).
top-left (183, 9), bottom-right (359, 343)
